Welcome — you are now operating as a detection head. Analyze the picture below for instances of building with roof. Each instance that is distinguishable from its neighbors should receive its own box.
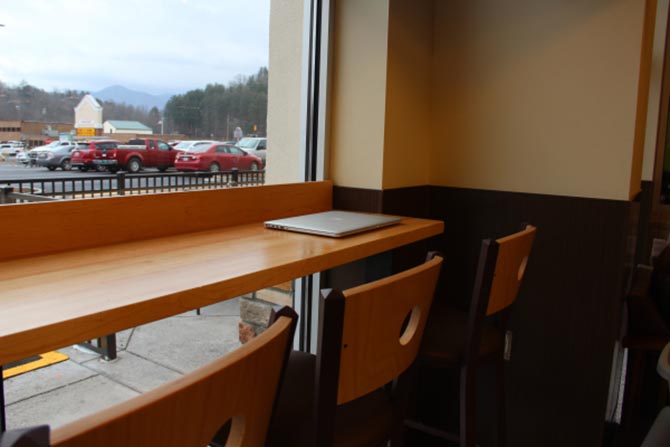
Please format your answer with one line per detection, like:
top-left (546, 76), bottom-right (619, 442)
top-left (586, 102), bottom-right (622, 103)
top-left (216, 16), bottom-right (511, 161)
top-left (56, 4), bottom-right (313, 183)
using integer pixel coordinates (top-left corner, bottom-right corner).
top-left (74, 94), bottom-right (103, 137)
top-left (0, 120), bottom-right (74, 148)
top-left (103, 120), bottom-right (153, 135)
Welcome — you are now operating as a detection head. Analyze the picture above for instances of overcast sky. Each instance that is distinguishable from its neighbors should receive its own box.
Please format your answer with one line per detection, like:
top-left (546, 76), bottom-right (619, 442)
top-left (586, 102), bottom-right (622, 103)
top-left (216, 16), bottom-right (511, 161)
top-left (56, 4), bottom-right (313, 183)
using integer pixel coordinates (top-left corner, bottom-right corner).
top-left (0, 0), bottom-right (270, 95)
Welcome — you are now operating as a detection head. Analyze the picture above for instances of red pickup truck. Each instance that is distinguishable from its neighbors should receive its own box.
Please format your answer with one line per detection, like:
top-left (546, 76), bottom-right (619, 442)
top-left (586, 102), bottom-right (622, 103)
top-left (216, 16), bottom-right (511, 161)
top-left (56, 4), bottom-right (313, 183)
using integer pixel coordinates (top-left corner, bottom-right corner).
top-left (93, 138), bottom-right (180, 173)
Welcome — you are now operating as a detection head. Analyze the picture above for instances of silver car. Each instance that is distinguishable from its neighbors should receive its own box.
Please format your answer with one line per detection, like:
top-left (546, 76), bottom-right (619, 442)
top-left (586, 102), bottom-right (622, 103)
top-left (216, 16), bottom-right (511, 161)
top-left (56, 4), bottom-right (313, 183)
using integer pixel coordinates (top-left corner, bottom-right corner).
top-left (34, 141), bottom-right (88, 171)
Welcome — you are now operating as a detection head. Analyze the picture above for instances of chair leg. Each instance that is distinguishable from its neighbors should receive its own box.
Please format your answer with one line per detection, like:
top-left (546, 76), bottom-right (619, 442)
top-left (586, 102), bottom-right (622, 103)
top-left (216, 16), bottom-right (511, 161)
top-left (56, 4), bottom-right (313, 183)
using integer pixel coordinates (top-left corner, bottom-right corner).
top-left (390, 366), bottom-right (417, 446)
top-left (460, 366), bottom-right (476, 447)
top-left (495, 358), bottom-right (506, 447)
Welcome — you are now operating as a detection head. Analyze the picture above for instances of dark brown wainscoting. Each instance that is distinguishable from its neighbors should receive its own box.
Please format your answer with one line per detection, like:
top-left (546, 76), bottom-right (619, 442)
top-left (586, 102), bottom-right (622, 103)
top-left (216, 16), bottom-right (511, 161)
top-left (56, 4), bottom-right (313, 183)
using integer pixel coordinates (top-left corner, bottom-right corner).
top-left (333, 184), bottom-right (431, 217)
top-left (635, 181), bottom-right (654, 266)
top-left (426, 186), bottom-right (632, 447)
top-left (331, 186), bottom-right (434, 285)
top-left (333, 186), bottom-right (384, 213)
top-left (334, 184), bottom-right (635, 447)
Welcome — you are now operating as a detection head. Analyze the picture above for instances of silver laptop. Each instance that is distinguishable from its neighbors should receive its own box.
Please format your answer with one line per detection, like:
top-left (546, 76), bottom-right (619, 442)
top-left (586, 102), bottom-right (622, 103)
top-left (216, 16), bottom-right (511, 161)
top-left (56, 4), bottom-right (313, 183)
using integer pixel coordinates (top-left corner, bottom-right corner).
top-left (264, 210), bottom-right (402, 238)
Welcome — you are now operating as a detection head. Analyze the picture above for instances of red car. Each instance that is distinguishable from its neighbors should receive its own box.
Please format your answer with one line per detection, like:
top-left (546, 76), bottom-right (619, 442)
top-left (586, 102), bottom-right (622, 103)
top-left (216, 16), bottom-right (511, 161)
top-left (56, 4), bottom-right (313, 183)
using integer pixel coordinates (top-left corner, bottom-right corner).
top-left (71, 140), bottom-right (119, 171)
top-left (174, 143), bottom-right (263, 172)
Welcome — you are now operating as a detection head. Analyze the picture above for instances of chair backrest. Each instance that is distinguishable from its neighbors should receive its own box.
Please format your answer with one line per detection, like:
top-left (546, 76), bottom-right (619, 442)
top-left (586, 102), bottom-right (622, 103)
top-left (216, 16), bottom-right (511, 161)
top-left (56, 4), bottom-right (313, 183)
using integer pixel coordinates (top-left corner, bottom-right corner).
top-left (486, 224), bottom-right (537, 316)
top-left (464, 224), bottom-right (536, 363)
top-left (313, 255), bottom-right (442, 444)
top-left (49, 307), bottom-right (298, 447)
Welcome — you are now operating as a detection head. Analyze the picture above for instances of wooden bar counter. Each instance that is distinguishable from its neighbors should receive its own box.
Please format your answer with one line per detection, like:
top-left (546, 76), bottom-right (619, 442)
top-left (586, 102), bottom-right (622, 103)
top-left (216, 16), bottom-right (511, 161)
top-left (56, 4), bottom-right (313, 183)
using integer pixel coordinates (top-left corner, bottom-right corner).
top-left (0, 181), bottom-right (443, 367)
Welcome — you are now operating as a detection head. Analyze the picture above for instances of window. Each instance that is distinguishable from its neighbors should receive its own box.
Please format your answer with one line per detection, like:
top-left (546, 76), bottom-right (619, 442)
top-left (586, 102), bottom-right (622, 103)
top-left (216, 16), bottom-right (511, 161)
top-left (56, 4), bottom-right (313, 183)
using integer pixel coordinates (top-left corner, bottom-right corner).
top-left (0, 1), bottom-right (331, 425)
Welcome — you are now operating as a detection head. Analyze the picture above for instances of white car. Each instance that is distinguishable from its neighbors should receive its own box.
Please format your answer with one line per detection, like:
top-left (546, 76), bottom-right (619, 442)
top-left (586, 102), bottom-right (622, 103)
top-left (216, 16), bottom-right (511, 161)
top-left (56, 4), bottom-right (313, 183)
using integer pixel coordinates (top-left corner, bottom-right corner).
top-left (15, 150), bottom-right (30, 165)
top-left (173, 140), bottom-right (218, 152)
top-left (0, 141), bottom-right (25, 157)
top-left (236, 137), bottom-right (267, 166)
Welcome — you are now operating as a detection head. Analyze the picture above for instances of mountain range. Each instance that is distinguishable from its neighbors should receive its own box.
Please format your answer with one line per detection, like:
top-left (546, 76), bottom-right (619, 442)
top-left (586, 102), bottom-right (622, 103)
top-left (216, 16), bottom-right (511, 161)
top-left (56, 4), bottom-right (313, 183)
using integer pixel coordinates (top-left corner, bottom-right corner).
top-left (92, 85), bottom-right (174, 111)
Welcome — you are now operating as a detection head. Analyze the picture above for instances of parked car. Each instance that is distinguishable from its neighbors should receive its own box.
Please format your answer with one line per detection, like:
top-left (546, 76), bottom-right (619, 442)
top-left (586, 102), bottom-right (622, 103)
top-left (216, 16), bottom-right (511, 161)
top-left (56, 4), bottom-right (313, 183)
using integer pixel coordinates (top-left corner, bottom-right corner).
top-left (15, 150), bottom-right (30, 165)
top-left (236, 137), bottom-right (267, 166)
top-left (71, 140), bottom-right (119, 171)
top-left (94, 138), bottom-right (181, 173)
top-left (27, 142), bottom-right (58, 163)
top-left (174, 143), bottom-right (263, 172)
top-left (34, 141), bottom-right (88, 171)
top-left (173, 140), bottom-right (218, 152)
top-left (0, 141), bottom-right (25, 157)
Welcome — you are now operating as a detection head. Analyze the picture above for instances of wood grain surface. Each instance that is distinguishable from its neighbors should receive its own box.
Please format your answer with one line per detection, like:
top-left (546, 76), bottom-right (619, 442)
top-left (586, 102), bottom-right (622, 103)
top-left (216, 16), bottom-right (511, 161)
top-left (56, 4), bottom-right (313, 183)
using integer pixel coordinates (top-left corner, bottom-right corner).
top-left (51, 314), bottom-right (296, 447)
top-left (0, 181), bottom-right (333, 262)
top-left (0, 215), bottom-right (443, 366)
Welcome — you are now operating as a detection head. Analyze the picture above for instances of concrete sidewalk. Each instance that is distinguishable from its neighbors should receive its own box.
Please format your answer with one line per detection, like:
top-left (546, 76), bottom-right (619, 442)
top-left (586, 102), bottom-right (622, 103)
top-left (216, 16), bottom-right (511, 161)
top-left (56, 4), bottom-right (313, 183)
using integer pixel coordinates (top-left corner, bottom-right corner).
top-left (4, 298), bottom-right (241, 430)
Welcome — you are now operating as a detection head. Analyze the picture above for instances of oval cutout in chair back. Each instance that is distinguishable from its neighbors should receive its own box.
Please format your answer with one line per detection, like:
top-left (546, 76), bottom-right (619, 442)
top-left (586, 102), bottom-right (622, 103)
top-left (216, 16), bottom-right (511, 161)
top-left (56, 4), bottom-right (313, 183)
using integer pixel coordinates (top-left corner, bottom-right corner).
top-left (399, 305), bottom-right (421, 346)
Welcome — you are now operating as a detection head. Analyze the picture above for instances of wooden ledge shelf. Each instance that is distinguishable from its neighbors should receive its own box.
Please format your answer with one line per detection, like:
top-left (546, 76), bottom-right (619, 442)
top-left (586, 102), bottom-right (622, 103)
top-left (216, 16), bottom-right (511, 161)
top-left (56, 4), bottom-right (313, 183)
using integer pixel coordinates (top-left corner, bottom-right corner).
top-left (0, 181), bottom-right (443, 366)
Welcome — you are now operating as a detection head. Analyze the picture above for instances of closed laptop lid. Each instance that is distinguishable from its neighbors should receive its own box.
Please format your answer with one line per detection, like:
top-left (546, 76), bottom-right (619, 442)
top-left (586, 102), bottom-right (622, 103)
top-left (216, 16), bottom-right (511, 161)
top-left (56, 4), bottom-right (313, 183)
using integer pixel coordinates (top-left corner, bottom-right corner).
top-left (264, 210), bottom-right (402, 237)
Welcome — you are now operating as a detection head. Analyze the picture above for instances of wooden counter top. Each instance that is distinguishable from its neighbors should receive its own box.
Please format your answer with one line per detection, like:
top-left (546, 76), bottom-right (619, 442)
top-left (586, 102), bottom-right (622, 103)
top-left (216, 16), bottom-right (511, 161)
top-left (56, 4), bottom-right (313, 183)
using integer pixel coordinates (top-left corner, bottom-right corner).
top-left (0, 216), bottom-right (443, 366)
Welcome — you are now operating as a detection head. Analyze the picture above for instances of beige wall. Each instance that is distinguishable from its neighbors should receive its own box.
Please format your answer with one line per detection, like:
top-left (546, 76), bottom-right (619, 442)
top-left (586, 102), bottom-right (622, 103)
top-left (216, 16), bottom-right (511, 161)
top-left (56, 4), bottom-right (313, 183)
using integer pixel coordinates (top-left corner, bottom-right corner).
top-left (329, 0), bottom-right (389, 190)
top-left (271, 1), bottom-right (652, 200)
top-left (328, 0), bottom-right (433, 190)
top-left (266, 0), bottom-right (305, 184)
top-left (382, 0), bottom-right (433, 189)
top-left (431, 0), bottom-right (647, 200)
top-left (74, 95), bottom-right (103, 130)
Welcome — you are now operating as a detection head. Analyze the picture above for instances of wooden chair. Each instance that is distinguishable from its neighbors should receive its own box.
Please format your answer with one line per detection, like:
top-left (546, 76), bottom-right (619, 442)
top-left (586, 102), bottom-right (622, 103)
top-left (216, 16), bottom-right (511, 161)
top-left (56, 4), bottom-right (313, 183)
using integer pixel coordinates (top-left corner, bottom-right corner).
top-left (641, 343), bottom-right (670, 446)
top-left (0, 306), bottom-right (298, 447)
top-left (266, 254), bottom-right (443, 447)
top-left (406, 224), bottom-right (536, 447)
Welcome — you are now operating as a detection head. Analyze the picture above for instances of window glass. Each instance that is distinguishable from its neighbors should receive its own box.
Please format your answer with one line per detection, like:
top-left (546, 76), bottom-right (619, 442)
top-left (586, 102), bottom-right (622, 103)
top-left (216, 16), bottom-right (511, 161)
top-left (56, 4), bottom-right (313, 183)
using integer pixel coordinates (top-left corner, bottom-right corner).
top-left (0, 0), bottom-right (325, 369)
top-left (0, 0), bottom-right (281, 180)
top-left (190, 144), bottom-right (211, 153)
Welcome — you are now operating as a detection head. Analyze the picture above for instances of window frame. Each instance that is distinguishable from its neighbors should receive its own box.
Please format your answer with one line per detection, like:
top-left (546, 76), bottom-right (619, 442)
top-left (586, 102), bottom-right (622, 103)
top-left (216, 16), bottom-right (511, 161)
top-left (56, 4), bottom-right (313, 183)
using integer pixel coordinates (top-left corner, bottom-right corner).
top-left (293, 0), bottom-right (332, 352)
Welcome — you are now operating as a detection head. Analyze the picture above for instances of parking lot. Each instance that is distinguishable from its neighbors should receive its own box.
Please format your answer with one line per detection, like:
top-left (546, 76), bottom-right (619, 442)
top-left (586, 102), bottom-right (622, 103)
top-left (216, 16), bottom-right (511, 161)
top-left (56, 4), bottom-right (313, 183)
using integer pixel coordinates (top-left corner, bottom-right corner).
top-left (0, 159), bottom-right (165, 181)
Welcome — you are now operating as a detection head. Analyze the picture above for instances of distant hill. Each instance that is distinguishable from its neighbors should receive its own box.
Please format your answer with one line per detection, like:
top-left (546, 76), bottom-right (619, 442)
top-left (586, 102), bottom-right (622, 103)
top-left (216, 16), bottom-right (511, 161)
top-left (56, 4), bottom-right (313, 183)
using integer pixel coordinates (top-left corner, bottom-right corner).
top-left (92, 85), bottom-right (173, 111)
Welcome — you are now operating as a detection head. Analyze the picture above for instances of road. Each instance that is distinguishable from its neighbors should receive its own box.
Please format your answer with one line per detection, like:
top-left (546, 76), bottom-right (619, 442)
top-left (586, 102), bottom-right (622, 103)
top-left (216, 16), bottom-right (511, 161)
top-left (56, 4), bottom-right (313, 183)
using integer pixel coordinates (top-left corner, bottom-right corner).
top-left (0, 160), bottom-right (163, 180)
top-left (0, 160), bottom-right (183, 197)
top-left (0, 160), bottom-right (247, 199)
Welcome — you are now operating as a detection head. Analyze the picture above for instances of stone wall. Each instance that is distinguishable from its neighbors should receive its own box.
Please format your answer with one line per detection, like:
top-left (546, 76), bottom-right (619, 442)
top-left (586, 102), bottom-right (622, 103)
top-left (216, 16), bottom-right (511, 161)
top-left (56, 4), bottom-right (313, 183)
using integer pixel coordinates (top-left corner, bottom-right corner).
top-left (238, 281), bottom-right (294, 343)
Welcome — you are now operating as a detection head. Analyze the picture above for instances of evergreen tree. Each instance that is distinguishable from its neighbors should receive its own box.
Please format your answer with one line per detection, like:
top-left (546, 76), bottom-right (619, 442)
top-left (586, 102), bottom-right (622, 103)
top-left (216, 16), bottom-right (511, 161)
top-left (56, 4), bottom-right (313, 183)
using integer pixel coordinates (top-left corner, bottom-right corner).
top-left (1, 66), bottom-right (268, 140)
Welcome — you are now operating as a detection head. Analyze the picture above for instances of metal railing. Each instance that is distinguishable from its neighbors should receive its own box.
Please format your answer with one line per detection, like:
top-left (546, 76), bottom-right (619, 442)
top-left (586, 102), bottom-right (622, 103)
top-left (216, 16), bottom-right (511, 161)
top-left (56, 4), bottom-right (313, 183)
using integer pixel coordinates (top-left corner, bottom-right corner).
top-left (0, 169), bottom-right (265, 204)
